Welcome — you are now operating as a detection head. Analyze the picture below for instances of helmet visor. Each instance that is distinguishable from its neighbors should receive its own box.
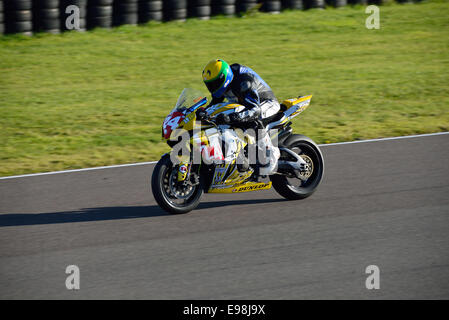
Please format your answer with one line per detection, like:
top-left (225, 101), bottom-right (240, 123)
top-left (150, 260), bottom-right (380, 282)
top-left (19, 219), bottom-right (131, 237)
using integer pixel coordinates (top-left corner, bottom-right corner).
top-left (205, 74), bottom-right (225, 94)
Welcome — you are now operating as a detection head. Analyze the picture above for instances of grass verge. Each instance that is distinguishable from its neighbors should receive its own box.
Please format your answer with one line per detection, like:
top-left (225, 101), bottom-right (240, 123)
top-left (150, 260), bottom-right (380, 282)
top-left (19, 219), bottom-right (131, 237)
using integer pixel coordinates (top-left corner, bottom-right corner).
top-left (0, 1), bottom-right (448, 176)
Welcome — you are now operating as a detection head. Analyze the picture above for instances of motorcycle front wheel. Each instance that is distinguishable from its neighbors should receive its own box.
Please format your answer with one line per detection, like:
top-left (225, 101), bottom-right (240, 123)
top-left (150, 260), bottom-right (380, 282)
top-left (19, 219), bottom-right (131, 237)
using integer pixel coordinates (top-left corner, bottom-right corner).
top-left (151, 155), bottom-right (203, 214)
top-left (270, 134), bottom-right (324, 200)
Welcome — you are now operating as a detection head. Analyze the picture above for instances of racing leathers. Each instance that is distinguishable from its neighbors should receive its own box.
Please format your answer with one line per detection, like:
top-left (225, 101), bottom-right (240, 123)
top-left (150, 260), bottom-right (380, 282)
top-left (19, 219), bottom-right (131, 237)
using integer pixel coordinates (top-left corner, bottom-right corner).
top-left (207, 63), bottom-right (281, 176)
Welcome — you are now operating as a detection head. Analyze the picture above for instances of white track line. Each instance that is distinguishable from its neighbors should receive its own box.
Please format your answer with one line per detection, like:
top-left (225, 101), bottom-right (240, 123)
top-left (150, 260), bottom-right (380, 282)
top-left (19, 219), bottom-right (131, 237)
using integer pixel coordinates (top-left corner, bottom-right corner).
top-left (316, 131), bottom-right (449, 146)
top-left (0, 131), bottom-right (447, 180)
top-left (0, 161), bottom-right (159, 180)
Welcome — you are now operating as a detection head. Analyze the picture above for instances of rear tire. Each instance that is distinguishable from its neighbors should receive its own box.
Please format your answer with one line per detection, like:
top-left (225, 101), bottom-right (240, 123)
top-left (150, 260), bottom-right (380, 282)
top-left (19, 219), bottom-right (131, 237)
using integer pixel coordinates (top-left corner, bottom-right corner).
top-left (270, 134), bottom-right (324, 200)
top-left (151, 155), bottom-right (203, 214)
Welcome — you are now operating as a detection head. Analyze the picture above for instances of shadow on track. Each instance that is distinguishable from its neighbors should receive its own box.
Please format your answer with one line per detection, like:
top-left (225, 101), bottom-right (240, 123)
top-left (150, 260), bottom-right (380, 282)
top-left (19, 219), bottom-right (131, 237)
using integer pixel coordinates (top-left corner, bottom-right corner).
top-left (0, 198), bottom-right (284, 227)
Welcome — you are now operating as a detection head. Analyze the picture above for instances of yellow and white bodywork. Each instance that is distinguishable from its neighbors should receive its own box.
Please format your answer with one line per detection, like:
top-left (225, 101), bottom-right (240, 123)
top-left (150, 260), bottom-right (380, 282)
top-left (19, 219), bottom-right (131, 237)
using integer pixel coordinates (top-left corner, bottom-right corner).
top-left (190, 126), bottom-right (265, 193)
top-left (163, 88), bottom-right (312, 194)
top-left (266, 95), bottom-right (313, 130)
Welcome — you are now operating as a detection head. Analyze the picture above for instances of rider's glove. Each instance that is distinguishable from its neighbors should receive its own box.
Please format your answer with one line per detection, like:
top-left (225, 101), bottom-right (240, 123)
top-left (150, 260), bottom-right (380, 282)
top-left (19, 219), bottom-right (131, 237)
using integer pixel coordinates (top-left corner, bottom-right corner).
top-left (196, 108), bottom-right (208, 121)
top-left (215, 113), bottom-right (230, 125)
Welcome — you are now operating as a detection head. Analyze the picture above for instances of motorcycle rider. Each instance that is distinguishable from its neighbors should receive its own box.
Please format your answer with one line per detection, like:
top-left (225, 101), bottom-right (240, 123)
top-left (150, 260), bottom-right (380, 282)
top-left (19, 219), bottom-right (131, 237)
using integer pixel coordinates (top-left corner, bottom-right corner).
top-left (198, 59), bottom-right (281, 177)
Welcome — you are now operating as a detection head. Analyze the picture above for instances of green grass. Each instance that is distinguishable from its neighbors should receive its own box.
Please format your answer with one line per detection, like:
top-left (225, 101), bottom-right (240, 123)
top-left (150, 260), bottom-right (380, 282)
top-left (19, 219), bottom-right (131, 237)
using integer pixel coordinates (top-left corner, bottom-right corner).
top-left (1, 1), bottom-right (448, 176)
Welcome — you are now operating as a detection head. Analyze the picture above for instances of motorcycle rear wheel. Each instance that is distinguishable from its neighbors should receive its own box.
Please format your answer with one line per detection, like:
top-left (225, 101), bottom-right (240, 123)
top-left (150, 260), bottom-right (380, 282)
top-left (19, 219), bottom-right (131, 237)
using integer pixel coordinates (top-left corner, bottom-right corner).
top-left (270, 134), bottom-right (324, 200)
top-left (151, 155), bottom-right (203, 214)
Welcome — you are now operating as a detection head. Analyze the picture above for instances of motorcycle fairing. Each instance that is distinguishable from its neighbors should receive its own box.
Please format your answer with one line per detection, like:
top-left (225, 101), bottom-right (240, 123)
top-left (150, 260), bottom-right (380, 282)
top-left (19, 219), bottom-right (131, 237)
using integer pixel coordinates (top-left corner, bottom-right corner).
top-left (205, 132), bottom-right (255, 192)
top-left (163, 89), bottom-right (313, 193)
top-left (282, 95), bottom-right (312, 118)
top-left (206, 103), bottom-right (245, 117)
top-left (207, 161), bottom-right (257, 193)
top-left (208, 181), bottom-right (272, 193)
top-left (265, 95), bottom-right (313, 130)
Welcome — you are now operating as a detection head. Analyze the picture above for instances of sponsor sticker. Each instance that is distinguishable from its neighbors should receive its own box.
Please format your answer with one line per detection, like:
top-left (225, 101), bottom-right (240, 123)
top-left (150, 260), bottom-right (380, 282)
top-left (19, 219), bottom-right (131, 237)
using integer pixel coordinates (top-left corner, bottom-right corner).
top-left (179, 165), bottom-right (188, 173)
top-left (232, 183), bottom-right (271, 193)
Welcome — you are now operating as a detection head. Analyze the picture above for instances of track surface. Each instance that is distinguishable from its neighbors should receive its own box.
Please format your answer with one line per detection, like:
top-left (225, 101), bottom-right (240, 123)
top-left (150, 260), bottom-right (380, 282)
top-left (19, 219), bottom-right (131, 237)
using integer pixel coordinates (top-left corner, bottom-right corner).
top-left (0, 134), bottom-right (448, 299)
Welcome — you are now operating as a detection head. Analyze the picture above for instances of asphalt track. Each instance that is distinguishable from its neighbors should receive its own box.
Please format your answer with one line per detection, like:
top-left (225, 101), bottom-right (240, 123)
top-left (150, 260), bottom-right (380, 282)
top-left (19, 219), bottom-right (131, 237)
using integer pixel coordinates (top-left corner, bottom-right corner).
top-left (0, 133), bottom-right (448, 299)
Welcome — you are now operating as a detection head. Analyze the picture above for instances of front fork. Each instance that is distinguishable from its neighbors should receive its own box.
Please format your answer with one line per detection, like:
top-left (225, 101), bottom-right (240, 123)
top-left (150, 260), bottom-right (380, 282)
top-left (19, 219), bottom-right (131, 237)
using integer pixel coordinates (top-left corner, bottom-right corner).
top-left (173, 145), bottom-right (199, 185)
top-left (171, 139), bottom-right (193, 183)
top-left (177, 162), bottom-right (191, 182)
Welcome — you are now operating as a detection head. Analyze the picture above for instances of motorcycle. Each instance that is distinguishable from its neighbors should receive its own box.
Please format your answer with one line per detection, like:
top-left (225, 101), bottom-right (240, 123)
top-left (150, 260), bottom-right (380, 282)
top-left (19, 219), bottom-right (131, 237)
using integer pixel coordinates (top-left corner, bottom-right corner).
top-left (151, 88), bottom-right (324, 214)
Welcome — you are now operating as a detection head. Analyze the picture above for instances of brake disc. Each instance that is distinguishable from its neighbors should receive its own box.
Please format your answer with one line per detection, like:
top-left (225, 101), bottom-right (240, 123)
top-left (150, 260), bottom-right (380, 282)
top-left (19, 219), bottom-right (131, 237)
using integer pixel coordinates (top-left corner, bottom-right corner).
top-left (298, 154), bottom-right (314, 180)
top-left (168, 169), bottom-right (195, 199)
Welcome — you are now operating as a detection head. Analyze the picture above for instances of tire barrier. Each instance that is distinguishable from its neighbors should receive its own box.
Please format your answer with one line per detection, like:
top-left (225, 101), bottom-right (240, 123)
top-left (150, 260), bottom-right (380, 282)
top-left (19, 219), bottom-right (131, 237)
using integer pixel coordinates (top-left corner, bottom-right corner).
top-left (326, 0), bottom-right (347, 7)
top-left (114, 0), bottom-right (138, 26)
top-left (188, 0), bottom-right (211, 20)
top-left (347, 0), bottom-right (368, 4)
top-left (139, 0), bottom-right (163, 23)
top-left (60, 0), bottom-right (87, 32)
top-left (0, 0), bottom-right (420, 35)
top-left (212, 0), bottom-right (236, 17)
top-left (261, 0), bottom-right (281, 13)
top-left (236, 0), bottom-right (258, 13)
top-left (87, 0), bottom-right (113, 29)
top-left (4, 0), bottom-right (33, 35)
top-left (304, 0), bottom-right (325, 9)
top-left (34, 0), bottom-right (61, 34)
top-left (281, 0), bottom-right (303, 10)
top-left (163, 0), bottom-right (187, 21)
top-left (0, 1), bottom-right (4, 35)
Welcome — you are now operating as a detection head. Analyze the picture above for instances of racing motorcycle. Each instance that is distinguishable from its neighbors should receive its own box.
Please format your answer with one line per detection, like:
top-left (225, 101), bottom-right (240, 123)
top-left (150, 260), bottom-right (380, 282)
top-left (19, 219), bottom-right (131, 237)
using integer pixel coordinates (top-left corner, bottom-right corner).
top-left (151, 88), bottom-right (324, 214)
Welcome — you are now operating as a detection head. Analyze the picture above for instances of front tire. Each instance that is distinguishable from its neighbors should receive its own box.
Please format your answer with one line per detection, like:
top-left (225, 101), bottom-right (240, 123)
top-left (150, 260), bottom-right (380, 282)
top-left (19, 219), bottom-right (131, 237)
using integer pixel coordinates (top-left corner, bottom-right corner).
top-left (151, 155), bottom-right (203, 214)
top-left (270, 134), bottom-right (324, 200)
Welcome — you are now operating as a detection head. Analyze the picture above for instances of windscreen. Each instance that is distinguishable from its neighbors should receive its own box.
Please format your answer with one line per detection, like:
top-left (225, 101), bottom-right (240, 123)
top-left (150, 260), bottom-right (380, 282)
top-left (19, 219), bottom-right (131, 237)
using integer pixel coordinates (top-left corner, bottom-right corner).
top-left (173, 88), bottom-right (207, 113)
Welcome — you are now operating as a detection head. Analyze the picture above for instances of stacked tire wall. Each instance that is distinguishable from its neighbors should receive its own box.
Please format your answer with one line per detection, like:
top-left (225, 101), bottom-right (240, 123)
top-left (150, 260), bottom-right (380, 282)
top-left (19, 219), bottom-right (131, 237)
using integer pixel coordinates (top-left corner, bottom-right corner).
top-left (87, 0), bottom-right (113, 29)
top-left (261, 0), bottom-right (281, 13)
top-left (34, 0), bottom-right (61, 34)
top-left (0, 1), bottom-right (4, 35)
top-left (1, 0), bottom-right (422, 35)
top-left (164, 0), bottom-right (187, 21)
top-left (347, 0), bottom-right (368, 4)
top-left (188, 0), bottom-right (210, 20)
top-left (5, 0), bottom-right (33, 35)
top-left (281, 0), bottom-right (303, 10)
top-left (236, 0), bottom-right (258, 13)
top-left (139, 0), bottom-right (163, 23)
top-left (212, 0), bottom-right (235, 17)
top-left (326, 0), bottom-right (347, 7)
top-left (114, 0), bottom-right (138, 26)
top-left (304, 0), bottom-right (325, 9)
